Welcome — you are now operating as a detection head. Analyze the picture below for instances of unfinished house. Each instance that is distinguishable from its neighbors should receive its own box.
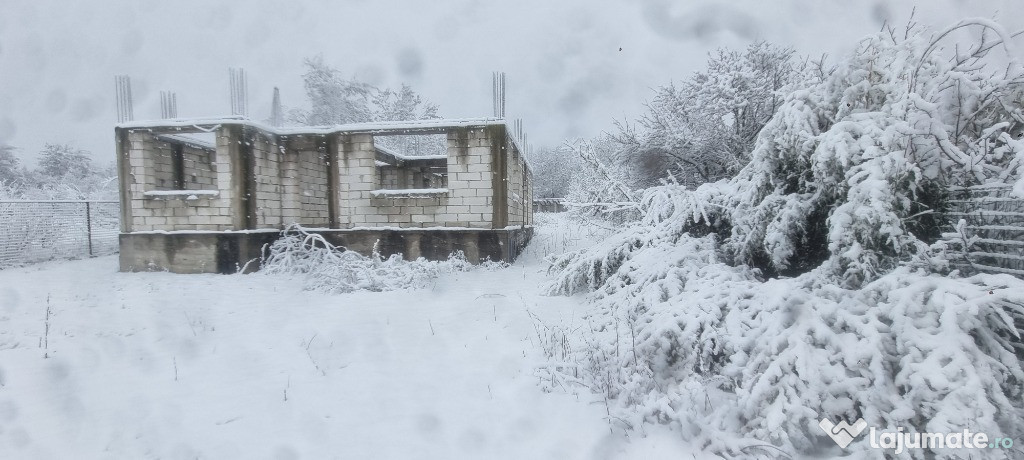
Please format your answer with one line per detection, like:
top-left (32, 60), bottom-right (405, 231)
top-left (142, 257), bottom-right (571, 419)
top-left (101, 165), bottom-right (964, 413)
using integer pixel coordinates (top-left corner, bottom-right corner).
top-left (115, 117), bottom-right (534, 273)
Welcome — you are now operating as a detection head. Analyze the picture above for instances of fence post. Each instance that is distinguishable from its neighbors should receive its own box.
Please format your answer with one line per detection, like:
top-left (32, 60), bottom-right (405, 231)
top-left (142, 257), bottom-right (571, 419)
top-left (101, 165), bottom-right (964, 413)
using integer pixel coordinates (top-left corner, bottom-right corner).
top-left (85, 201), bottom-right (93, 257)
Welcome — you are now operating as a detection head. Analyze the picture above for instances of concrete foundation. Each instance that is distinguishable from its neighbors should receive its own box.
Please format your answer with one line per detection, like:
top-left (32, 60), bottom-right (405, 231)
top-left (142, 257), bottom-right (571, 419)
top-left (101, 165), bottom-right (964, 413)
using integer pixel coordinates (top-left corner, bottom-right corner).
top-left (119, 231), bottom-right (280, 274)
top-left (120, 227), bottom-right (534, 274)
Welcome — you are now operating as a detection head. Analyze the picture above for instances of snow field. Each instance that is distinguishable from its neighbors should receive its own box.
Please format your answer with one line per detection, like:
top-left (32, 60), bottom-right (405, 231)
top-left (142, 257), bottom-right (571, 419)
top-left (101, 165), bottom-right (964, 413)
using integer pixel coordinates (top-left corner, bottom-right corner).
top-left (0, 214), bottom-right (704, 459)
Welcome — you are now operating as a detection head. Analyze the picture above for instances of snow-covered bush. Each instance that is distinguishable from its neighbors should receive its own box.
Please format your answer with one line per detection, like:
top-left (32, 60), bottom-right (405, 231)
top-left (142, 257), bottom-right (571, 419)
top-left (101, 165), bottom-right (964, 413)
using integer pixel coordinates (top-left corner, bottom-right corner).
top-left (559, 18), bottom-right (1024, 288)
top-left (724, 23), bottom-right (1022, 285)
top-left (543, 20), bottom-right (1024, 459)
top-left (547, 250), bottom-right (1024, 458)
top-left (260, 225), bottom-right (474, 293)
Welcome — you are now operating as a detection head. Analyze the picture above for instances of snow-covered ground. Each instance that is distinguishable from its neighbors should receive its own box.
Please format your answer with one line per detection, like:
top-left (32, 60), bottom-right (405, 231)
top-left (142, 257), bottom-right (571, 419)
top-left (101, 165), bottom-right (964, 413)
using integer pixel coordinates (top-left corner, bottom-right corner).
top-left (0, 214), bottom-right (703, 459)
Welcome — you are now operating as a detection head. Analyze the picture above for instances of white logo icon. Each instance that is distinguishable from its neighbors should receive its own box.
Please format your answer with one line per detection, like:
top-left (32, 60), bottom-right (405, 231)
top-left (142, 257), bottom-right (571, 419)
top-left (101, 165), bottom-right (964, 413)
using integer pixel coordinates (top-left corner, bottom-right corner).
top-left (820, 418), bottom-right (868, 448)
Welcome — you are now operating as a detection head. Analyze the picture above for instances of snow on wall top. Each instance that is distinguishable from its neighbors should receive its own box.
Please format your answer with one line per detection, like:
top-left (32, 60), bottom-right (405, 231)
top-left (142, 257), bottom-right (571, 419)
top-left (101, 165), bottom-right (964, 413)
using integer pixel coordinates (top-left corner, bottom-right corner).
top-left (116, 116), bottom-right (528, 163)
top-left (154, 134), bottom-right (216, 151)
top-left (117, 116), bottom-right (505, 136)
top-left (373, 143), bottom-right (447, 162)
top-left (369, 188), bottom-right (449, 197)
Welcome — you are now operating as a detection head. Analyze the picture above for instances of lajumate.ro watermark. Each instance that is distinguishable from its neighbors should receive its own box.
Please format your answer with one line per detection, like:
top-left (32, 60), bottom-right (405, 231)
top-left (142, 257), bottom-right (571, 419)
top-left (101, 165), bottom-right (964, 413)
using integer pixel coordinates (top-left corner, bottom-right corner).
top-left (819, 418), bottom-right (1015, 455)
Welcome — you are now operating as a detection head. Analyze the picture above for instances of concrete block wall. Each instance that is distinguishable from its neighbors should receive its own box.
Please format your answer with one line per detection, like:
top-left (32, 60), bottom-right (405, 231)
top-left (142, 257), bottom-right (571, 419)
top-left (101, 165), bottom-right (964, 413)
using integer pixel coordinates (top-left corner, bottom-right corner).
top-left (379, 166), bottom-right (400, 189)
top-left (149, 142), bottom-right (176, 189)
top-left (335, 134), bottom-right (377, 227)
top-left (214, 128), bottom-right (241, 229)
top-left (377, 164), bottom-right (447, 190)
top-left (120, 122), bottom-right (532, 234)
top-left (511, 152), bottom-right (533, 227)
top-left (506, 137), bottom-right (534, 227)
top-left (504, 137), bottom-right (533, 226)
top-left (432, 171), bottom-right (449, 189)
top-left (277, 136), bottom-right (330, 228)
top-left (122, 131), bottom-right (235, 232)
top-left (368, 195), bottom-right (451, 226)
top-left (524, 172), bottom-right (534, 226)
top-left (336, 127), bottom-right (503, 229)
top-left (146, 141), bottom-right (217, 191)
top-left (295, 140), bottom-right (330, 226)
top-left (442, 128), bottom-right (498, 228)
top-left (252, 131), bottom-right (284, 228)
top-left (279, 137), bottom-right (302, 226)
top-left (182, 145), bottom-right (217, 190)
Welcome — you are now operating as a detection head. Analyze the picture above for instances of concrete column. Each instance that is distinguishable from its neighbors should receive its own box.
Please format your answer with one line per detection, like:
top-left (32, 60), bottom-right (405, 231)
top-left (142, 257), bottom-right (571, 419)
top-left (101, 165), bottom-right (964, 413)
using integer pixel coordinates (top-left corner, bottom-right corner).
top-left (404, 233), bottom-right (422, 261)
top-left (217, 125), bottom-right (253, 230)
top-left (487, 125), bottom-right (509, 229)
top-left (123, 132), bottom-right (161, 232)
top-left (461, 233), bottom-right (479, 263)
top-left (280, 138), bottom-right (302, 225)
top-left (336, 133), bottom-right (376, 228)
top-left (115, 128), bottom-right (133, 232)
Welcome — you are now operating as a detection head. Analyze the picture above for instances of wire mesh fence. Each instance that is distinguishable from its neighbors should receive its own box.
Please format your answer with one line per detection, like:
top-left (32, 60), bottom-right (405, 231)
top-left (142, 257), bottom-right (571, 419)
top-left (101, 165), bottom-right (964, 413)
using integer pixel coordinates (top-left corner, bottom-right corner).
top-left (0, 201), bottom-right (120, 268)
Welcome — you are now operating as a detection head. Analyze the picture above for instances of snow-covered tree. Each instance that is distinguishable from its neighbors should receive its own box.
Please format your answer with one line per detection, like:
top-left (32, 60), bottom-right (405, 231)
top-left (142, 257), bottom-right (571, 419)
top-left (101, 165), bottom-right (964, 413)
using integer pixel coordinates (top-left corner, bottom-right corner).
top-left (723, 19), bottom-right (1024, 284)
top-left (543, 20), bottom-right (1024, 459)
top-left (563, 136), bottom-right (644, 224)
top-left (0, 144), bottom-right (19, 184)
top-left (610, 42), bottom-right (810, 187)
top-left (290, 57), bottom-right (444, 156)
top-left (37, 143), bottom-right (93, 179)
top-left (11, 144), bottom-right (117, 200)
top-left (289, 56), bottom-right (376, 126)
top-left (528, 146), bottom-right (581, 198)
top-left (0, 179), bottom-right (20, 200)
top-left (289, 56), bottom-right (440, 126)
top-left (371, 84), bottom-right (444, 156)
top-left (372, 84), bottom-right (438, 122)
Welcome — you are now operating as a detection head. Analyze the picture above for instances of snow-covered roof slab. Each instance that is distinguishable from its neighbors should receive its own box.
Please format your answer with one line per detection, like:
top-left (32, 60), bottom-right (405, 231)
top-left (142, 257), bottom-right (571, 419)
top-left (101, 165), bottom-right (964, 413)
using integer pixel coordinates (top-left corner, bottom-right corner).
top-left (117, 116), bottom-right (530, 168)
top-left (116, 116), bottom-right (509, 136)
top-left (154, 133), bottom-right (216, 150)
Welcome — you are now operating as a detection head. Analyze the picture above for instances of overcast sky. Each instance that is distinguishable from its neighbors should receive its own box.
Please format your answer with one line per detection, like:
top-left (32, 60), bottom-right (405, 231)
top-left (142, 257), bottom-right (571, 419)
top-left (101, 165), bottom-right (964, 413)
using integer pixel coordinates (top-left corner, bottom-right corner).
top-left (1, 0), bottom-right (1021, 166)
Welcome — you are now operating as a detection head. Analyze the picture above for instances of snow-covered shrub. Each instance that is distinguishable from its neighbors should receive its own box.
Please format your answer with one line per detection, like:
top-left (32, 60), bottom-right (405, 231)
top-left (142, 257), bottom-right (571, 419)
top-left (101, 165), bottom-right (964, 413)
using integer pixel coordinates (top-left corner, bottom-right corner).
top-left (546, 250), bottom-right (1024, 457)
top-left (478, 259), bottom-right (511, 271)
top-left (543, 20), bottom-right (1024, 459)
top-left (558, 19), bottom-right (1024, 288)
top-left (260, 225), bottom-right (473, 293)
top-left (547, 179), bottom-right (733, 296)
top-left (724, 19), bottom-right (1024, 285)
